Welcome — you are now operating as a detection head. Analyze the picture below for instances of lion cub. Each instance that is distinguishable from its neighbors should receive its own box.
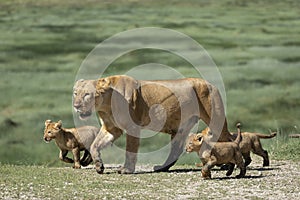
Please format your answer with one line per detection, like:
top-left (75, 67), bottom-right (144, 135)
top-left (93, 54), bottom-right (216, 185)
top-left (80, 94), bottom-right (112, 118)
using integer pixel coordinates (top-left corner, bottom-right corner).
top-left (186, 123), bottom-right (246, 179)
top-left (197, 128), bottom-right (276, 167)
top-left (43, 120), bottom-right (99, 169)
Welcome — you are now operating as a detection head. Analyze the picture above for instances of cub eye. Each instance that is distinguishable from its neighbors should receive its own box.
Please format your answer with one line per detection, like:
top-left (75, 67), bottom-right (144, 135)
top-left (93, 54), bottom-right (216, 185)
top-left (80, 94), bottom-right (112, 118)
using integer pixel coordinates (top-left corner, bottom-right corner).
top-left (48, 131), bottom-right (51, 134)
top-left (84, 93), bottom-right (90, 97)
top-left (73, 92), bottom-right (77, 96)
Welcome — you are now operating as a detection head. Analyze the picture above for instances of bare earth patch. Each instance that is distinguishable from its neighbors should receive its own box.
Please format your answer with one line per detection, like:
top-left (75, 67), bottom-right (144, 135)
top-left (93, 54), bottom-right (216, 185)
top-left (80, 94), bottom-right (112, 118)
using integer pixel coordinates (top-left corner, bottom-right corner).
top-left (1, 158), bottom-right (299, 199)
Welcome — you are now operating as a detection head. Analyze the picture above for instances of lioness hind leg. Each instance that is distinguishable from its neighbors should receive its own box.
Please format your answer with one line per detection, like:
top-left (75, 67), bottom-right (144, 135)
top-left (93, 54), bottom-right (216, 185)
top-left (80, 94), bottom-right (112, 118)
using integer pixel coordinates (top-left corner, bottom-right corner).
top-left (153, 133), bottom-right (186, 172)
top-left (118, 133), bottom-right (140, 174)
top-left (154, 117), bottom-right (198, 172)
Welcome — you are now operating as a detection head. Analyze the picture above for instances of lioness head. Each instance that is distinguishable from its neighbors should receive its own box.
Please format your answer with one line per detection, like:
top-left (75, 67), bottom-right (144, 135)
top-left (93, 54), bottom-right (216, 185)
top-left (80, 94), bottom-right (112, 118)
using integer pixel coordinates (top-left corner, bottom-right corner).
top-left (73, 75), bottom-right (139, 120)
top-left (185, 133), bottom-right (203, 152)
top-left (73, 79), bottom-right (98, 120)
top-left (43, 120), bottom-right (62, 143)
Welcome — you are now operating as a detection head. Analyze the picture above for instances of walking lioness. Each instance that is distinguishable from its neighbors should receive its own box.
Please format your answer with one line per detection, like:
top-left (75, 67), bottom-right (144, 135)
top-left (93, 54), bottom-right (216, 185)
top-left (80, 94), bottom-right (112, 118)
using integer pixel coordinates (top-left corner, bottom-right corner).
top-left (73, 75), bottom-right (231, 174)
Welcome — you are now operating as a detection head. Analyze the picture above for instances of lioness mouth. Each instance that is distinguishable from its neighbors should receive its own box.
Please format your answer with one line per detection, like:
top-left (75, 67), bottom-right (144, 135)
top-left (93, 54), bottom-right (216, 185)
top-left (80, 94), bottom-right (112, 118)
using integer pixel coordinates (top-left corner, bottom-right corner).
top-left (79, 111), bottom-right (92, 120)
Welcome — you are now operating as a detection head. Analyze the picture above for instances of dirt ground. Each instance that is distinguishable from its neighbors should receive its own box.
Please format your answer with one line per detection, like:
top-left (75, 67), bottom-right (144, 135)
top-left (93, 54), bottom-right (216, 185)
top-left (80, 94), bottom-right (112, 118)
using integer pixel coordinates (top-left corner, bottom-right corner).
top-left (131, 158), bottom-right (300, 199)
top-left (1, 157), bottom-right (299, 199)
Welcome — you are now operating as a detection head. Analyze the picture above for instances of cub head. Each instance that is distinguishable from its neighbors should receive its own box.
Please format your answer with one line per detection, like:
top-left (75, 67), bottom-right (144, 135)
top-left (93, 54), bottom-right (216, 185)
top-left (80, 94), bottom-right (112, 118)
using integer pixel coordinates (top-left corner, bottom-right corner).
top-left (43, 120), bottom-right (62, 143)
top-left (73, 79), bottom-right (98, 120)
top-left (185, 133), bottom-right (203, 153)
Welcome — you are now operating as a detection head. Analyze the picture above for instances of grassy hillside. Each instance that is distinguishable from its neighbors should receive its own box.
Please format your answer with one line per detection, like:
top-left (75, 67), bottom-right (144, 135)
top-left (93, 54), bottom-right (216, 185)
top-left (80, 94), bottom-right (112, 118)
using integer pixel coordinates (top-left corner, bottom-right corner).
top-left (0, 0), bottom-right (299, 166)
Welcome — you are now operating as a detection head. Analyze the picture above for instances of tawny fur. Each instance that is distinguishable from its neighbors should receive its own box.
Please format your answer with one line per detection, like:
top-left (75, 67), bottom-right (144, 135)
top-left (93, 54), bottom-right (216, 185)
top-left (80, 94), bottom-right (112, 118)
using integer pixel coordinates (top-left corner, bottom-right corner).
top-left (73, 75), bottom-right (231, 174)
top-left (186, 123), bottom-right (246, 179)
top-left (43, 120), bottom-right (99, 168)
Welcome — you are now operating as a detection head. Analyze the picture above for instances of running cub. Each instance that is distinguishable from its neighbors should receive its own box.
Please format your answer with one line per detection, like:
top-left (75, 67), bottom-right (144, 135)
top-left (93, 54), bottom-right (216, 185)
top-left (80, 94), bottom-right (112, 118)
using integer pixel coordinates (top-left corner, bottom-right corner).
top-left (43, 120), bottom-right (99, 168)
top-left (186, 123), bottom-right (246, 179)
top-left (189, 128), bottom-right (276, 167)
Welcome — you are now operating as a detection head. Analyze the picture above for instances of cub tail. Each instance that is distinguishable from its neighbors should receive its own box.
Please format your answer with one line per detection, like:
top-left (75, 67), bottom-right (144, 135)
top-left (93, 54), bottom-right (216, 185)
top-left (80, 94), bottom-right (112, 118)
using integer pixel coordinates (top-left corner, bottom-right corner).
top-left (254, 132), bottom-right (277, 139)
top-left (235, 123), bottom-right (242, 144)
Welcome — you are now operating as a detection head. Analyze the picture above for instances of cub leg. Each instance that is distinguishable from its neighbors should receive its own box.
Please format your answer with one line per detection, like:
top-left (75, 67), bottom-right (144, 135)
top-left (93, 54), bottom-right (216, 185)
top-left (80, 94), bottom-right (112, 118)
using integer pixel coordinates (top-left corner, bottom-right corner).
top-left (252, 140), bottom-right (269, 166)
top-left (226, 163), bottom-right (235, 176)
top-left (235, 153), bottom-right (246, 178)
top-left (242, 151), bottom-right (252, 167)
top-left (201, 160), bottom-right (215, 179)
top-left (201, 156), bottom-right (217, 179)
top-left (80, 150), bottom-right (92, 167)
top-left (59, 150), bottom-right (74, 163)
top-left (72, 147), bottom-right (81, 169)
top-left (262, 150), bottom-right (270, 167)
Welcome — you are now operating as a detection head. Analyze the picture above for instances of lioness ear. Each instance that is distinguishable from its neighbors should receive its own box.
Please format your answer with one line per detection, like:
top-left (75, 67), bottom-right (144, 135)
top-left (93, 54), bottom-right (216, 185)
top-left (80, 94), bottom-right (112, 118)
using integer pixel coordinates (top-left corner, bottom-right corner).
top-left (54, 120), bottom-right (62, 129)
top-left (107, 75), bottom-right (139, 104)
top-left (95, 77), bottom-right (110, 96)
top-left (45, 119), bottom-right (51, 126)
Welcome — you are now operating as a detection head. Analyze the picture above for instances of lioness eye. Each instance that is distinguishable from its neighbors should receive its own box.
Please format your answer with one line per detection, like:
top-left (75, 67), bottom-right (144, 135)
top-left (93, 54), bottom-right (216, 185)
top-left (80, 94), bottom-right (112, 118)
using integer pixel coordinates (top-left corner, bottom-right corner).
top-left (48, 131), bottom-right (51, 134)
top-left (73, 92), bottom-right (77, 96)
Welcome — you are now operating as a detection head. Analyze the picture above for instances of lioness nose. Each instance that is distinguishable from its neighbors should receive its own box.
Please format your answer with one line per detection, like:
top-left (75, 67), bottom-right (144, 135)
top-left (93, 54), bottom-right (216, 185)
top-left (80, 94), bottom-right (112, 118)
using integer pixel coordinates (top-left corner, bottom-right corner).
top-left (73, 104), bottom-right (80, 110)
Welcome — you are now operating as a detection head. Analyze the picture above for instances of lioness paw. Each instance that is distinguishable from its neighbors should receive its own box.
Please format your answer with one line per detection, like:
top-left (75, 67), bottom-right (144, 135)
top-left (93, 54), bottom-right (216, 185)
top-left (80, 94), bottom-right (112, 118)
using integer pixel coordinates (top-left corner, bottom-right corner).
top-left (117, 167), bottom-right (134, 174)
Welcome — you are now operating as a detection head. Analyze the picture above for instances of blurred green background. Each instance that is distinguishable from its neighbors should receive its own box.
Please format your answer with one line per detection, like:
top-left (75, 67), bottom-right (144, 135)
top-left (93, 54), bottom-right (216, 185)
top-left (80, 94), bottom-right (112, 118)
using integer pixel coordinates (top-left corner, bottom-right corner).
top-left (0, 0), bottom-right (299, 166)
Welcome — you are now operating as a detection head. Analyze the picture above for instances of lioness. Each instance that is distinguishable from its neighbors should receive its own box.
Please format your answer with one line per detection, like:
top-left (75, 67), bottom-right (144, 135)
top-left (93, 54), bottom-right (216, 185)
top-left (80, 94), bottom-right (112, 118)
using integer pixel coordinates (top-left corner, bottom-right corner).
top-left (43, 120), bottom-right (99, 168)
top-left (188, 123), bottom-right (245, 179)
top-left (73, 75), bottom-right (232, 174)
top-left (195, 127), bottom-right (277, 166)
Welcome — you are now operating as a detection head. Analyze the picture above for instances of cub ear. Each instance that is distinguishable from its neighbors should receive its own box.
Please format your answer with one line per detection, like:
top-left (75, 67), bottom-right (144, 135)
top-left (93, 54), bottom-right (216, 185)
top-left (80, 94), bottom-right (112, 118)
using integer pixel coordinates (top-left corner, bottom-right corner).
top-left (45, 119), bottom-right (51, 126)
top-left (195, 133), bottom-right (203, 141)
top-left (54, 120), bottom-right (62, 129)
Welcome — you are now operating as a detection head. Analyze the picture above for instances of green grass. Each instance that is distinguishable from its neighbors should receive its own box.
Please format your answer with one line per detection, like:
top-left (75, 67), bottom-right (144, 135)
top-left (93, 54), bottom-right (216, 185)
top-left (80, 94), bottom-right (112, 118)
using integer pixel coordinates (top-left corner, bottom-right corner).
top-left (0, 0), bottom-right (299, 166)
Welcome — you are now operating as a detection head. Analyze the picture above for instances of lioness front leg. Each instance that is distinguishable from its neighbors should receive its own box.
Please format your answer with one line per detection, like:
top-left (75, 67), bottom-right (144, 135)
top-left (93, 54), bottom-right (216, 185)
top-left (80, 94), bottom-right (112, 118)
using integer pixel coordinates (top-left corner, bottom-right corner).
top-left (59, 150), bottom-right (74, 163)
top-left (72, 147), bottom-right (81, 169)
top-left (90, 127), bottom-right (115, 174)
